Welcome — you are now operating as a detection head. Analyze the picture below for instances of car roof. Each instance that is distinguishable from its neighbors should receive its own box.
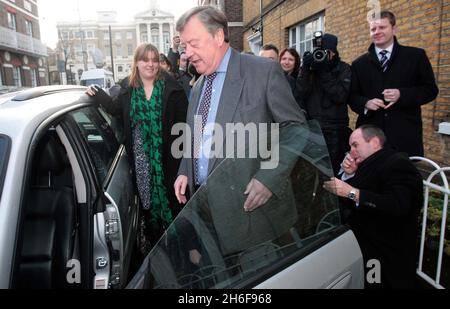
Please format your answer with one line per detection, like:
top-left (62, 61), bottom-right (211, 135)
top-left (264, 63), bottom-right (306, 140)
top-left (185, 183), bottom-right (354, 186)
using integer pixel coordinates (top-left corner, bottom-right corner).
top-left (0, 86), bottom-right (93, 140)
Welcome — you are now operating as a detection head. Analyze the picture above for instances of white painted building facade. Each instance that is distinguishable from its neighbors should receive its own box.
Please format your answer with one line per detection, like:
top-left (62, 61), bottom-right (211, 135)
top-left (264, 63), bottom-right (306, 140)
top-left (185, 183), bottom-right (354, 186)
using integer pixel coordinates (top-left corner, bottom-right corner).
top-left (56, 3), bottom-right (175, 83)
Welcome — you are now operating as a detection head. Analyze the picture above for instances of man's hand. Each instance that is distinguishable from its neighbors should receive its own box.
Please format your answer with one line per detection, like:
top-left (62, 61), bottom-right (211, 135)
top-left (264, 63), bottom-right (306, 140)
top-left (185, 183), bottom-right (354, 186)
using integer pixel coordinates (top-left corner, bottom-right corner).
top-left (323, 178), bottom-right (353, 198)
top-left (382, 89), bottom-right (401, 109)
top-left (189, 249), bottom-right (202, 265)
top-left (302, 51), bottom-right (314, 71)
top-left (172, 35), bottom-right (180, 52)
top-left (341, 153), bottom-right (361, 176)
top-left (365, 98), bottom-right (386, 111)
top-left (244, 179), bottom-right (273, 212)
top-left (174, 175), bottom-right (188, 205)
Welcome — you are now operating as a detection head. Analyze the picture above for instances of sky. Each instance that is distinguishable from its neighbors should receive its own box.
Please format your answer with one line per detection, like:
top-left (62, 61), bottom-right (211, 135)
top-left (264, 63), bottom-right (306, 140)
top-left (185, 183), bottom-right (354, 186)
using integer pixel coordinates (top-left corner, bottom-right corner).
top-left (38, 0), bottom-right (198, 48)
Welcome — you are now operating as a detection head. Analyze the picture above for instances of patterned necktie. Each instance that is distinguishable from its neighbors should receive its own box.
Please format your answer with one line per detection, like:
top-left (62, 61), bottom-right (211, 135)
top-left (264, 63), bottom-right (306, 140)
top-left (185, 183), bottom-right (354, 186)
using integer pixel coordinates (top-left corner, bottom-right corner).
top-left (194, 72), bottom-right (217, 185)
top-left (379, 50), bottom-right (389, 72)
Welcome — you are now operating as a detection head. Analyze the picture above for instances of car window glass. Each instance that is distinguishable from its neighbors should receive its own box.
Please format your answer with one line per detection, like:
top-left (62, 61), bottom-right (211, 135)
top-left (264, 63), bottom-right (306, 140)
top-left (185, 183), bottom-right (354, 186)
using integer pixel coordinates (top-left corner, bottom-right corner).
top-left (98, 107), bottom-right (124, 143)
top-left (0, 135), bottom-right (11, 200)
top-left (128, 121), bottom-right (343, 289)
top-left (70, 107), bottom-right (119, 184)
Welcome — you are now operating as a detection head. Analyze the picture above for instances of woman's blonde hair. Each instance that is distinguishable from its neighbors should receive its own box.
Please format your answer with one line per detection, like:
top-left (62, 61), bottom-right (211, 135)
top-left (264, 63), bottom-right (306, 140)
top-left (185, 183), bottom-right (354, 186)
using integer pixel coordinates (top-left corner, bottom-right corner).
top-left (129, 43), bottom-right (161, 88)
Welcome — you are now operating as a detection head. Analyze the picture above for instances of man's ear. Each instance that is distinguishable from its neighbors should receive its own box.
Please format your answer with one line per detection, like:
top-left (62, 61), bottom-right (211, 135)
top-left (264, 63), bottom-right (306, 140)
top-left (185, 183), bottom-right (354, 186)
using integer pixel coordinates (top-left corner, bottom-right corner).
top-left (370, 137), bottom-right (382, 150)
top-left (214, 29), bottom-right (225, 46)
top-left (392, 25), bottom-right (398, 36)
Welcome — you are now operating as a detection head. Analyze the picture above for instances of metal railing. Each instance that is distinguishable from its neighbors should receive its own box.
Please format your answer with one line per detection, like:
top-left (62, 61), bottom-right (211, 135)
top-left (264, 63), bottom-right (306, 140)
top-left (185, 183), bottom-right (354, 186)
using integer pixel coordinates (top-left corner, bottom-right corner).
top-left (0, 26), bottom-right (47, 57)
top-left (411, 157), bottom-right (449, 289)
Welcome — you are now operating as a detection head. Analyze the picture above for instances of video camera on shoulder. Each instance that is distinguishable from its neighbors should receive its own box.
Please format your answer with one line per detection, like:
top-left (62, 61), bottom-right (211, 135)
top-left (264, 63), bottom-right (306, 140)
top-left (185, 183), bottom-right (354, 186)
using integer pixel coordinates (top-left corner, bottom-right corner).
top-left (312, 31), bottom-right (328, 64)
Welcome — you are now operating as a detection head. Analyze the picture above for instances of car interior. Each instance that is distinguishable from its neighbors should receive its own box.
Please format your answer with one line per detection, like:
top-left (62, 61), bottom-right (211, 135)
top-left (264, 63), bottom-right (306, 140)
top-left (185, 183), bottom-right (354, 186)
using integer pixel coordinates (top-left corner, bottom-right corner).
top-left (14, 130), bottom-right (80, 289)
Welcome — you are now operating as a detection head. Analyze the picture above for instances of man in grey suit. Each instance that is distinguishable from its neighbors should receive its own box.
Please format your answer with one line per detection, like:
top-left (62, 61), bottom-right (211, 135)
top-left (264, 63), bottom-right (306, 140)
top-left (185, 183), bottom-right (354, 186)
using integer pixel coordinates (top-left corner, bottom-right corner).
top-left (173, 7), bottom-right (308, 254)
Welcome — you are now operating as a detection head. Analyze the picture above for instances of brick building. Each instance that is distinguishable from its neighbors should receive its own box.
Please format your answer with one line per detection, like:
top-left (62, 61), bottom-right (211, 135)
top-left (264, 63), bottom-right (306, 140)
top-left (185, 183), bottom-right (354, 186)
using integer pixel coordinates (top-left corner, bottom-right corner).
top-left (0, 0), bottom-right (48, 89)
top-left (243, 0), bottom-right (450, 166)
top-left (198, 0), bottom-right (244, 51)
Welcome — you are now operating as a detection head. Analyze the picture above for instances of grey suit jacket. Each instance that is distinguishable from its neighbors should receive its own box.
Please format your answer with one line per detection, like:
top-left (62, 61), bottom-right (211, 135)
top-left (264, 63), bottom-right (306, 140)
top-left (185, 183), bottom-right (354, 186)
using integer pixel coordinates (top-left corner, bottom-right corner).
top-left (179, 48), bottom-right (306, 194)
top-left (177, 48), bottom-right (309, 254)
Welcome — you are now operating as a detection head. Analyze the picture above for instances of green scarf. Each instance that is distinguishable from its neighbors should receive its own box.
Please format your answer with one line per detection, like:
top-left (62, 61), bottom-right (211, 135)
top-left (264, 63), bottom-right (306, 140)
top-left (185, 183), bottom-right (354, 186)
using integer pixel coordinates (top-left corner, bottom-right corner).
top-left (130, 80), bottom-right (172, 227)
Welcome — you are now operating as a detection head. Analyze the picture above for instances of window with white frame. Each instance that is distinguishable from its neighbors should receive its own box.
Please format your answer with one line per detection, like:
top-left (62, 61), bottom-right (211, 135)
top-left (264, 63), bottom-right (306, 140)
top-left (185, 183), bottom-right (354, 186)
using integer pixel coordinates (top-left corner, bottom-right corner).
top-left (115, 32), bottom-right (122, 40)
top-left (25, 20), bottom-right (33, 36)
top-left (79, 31), bottom-right (87, 39)
top-left (31, 69), bottom-right (38, 87)
top-left (163, 32), bottom-right (170, 53)
top-left (247, 31), bottom-right (262, 55)
top-left (24, 0), bottom-right (32, 12)
top-left (61, 31), bottom-right (69, 40)
top-left (289, 13), bottom-right (325, 57)
top-left (104, 31), bottom-right (110, 40)
top-left (116, 45), bottom-right (122, 57)
top-left (127, 32), bottom-right (133, 40)
top-left (7, 12), bottom-right (17, 30)
top-left (13, 67), bottom-right (22, 87)
top-left (151, 29), bottom-right (159, 49)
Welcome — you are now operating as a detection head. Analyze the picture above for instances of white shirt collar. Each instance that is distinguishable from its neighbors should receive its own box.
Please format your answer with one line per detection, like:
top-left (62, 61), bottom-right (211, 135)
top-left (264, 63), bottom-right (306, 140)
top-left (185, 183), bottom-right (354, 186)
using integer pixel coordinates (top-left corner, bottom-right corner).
top-left (375, 43), bottom-right (394, 58)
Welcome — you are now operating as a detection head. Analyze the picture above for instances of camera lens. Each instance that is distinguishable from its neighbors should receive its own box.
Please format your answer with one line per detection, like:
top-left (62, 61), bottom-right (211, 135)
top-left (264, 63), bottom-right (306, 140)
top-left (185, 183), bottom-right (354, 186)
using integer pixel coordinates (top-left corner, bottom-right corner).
top-left (313, 49), bottom-right (327, 63)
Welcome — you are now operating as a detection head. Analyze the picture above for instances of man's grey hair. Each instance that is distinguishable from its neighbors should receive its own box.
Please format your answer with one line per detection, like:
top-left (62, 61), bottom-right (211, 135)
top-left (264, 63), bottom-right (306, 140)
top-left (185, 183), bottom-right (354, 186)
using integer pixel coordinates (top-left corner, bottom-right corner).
top-left (359, 125), bottom-right (387, 147)
top-left (176, 6), bottom-right (230, 43)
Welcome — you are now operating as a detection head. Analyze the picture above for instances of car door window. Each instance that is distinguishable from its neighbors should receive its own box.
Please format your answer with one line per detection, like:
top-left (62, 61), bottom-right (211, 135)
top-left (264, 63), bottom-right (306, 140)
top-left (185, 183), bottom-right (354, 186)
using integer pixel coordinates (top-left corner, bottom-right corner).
top-left (70, 107), bottom-right (119, 184)
top-left (98, 107), bottom-right (124, 144)
top-left (128, 121), bottom-right (344, 289)
top-left (0, 135), bottom-right (11, 200)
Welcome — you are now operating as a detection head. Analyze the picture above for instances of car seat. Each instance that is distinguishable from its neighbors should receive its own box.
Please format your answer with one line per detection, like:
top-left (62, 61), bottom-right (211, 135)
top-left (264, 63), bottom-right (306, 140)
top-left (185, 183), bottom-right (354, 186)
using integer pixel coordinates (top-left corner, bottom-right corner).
top-left (16, 133), bottom-right (77, 289)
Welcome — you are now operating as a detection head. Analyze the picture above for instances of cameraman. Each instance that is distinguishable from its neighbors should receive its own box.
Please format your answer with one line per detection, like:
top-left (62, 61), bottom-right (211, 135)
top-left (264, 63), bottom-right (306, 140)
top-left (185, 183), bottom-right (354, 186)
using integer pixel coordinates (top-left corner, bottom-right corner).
top-left (296, 33), bottom-right (352, 175)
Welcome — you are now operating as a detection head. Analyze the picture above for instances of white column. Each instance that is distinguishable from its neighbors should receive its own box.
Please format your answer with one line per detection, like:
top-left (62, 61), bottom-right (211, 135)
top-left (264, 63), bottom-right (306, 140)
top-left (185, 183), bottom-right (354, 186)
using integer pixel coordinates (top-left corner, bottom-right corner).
top-left (136, 23), bottom-right (141, 45)
top-left (169, 23), bottom-right (174, 43)
top-left (147, 23), bottom-right (151, 44)
top-left (159, 23), bottom-right (164, 53)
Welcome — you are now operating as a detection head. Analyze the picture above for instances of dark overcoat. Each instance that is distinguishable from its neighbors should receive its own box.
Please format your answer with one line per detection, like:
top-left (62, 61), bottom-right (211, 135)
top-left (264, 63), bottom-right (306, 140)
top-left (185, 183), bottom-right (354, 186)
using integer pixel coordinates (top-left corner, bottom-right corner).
top-left (342, 148), bottom-right (423, 288)
top-left (349, 38), bottom-right (439, 157)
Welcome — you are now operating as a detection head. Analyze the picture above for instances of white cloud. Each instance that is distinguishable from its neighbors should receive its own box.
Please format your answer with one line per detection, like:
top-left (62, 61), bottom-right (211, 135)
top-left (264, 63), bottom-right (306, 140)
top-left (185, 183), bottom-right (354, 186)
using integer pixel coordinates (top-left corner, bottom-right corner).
top-left (38, 0), bottom-right (198, 48)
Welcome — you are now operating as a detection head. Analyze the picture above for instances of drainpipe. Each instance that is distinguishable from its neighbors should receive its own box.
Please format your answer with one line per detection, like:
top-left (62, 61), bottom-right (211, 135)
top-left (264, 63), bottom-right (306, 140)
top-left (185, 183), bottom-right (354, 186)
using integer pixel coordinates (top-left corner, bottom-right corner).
top-left (260, 0), bottom-right (264, 46)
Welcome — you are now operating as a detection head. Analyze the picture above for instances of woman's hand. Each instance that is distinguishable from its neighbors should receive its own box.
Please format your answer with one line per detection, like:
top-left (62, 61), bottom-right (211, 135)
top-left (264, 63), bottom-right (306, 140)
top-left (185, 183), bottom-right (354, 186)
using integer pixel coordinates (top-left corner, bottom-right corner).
top-left (85, 85), bottom-right (99, 97)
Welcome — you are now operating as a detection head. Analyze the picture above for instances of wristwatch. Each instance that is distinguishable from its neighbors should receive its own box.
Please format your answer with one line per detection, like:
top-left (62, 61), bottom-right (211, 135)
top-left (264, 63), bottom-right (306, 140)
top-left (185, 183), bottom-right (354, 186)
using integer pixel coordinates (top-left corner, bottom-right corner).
top-left (347, 188), bottom-right (357, 201)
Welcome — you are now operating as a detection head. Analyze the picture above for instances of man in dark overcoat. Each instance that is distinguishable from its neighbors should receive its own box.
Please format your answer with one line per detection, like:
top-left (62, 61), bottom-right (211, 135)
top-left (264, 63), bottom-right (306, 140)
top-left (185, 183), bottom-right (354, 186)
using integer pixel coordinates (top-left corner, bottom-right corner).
top-left (349, 11), bottom-right (438, 157)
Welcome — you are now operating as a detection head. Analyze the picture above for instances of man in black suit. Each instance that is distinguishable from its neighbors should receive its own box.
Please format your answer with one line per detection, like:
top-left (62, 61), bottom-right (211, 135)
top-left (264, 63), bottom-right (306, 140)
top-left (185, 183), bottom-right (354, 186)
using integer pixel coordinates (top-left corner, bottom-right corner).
top-left (349, 10), bottom-right (438, 157)
top-left (324, 125), bottom-right (423, 289)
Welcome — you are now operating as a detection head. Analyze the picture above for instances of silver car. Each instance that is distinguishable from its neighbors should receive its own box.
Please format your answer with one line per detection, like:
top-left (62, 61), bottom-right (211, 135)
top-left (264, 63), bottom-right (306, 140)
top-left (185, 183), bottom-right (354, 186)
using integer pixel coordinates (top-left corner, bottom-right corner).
top-left (0, 86), bottom-right (364, 289)
top-left (0, 86), bottom-right (139, 289)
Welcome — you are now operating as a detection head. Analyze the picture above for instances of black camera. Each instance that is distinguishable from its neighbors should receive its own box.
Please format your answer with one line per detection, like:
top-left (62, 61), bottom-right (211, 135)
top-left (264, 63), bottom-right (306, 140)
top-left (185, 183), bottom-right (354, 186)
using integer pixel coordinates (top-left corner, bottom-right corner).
top-left (312, 31), bottom-right (328, 63)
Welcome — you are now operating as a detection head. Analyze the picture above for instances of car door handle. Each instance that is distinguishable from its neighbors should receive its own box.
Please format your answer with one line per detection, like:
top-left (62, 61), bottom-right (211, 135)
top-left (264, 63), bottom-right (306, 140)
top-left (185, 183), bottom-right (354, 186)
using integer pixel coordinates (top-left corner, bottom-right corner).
top-left (327, 272), bottom-right (352, 289)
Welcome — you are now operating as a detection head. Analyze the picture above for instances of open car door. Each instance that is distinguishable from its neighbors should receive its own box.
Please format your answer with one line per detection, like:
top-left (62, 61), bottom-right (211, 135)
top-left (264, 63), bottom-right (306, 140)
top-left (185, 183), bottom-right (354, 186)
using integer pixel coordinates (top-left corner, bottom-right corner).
top-left (127, 121), bottom-right (364, 289)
